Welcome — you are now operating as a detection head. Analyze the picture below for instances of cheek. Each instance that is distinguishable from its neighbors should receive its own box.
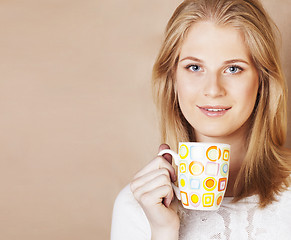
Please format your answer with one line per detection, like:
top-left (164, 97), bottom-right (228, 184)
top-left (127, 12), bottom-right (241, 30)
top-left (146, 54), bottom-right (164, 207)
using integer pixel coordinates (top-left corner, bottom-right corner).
top-left (235, 78), bottom-right (259, 113)
top-left (176, 71), bottom-right (200, 103)
top-left (177, 81), bottom-right (198, 108)
top-left (176, 81), bottom-right (202, 127)
top-left (245, 76), bottom-right (259, 102)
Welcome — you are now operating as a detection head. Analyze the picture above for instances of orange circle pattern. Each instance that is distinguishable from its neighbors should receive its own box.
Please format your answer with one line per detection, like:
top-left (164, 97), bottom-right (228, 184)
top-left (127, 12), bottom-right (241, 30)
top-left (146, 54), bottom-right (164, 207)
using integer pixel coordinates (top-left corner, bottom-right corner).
top-left (203, 177), bottom-right (217, 191)
top-left (189, 161), bottom-right (204, 176)
top-left (206, 146), bottom-right (221, 161)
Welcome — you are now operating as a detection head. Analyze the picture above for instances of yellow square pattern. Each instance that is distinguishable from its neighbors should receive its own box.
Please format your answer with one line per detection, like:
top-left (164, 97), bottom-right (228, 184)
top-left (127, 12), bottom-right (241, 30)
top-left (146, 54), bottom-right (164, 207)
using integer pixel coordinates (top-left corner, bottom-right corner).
top-left (202, 193), bottom-right (214, 207)
top-left (180, 191), bottom-right (189, 206)
top-left (222, 149), bottom-right (230, 161)
top-left (179, 163), bottom-right (187, 173)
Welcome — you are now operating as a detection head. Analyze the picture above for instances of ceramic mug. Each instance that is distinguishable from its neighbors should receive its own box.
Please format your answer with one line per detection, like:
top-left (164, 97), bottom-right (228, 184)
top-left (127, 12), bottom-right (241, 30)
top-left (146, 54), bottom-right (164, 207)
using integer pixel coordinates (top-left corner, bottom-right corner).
top-left (158, 142), bottom-right (230, 210)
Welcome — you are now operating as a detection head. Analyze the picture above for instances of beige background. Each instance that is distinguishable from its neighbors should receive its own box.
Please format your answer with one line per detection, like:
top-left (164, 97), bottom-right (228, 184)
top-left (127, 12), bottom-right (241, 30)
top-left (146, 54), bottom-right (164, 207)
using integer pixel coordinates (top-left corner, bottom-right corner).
top-left (0, 0), bottom-right (290, 239)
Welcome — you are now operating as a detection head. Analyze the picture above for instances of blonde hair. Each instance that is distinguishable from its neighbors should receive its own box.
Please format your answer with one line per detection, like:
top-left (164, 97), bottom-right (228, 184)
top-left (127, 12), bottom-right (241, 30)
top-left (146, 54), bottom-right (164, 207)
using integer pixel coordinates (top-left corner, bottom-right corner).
top-left (152, 0), bottom-right (291, 207)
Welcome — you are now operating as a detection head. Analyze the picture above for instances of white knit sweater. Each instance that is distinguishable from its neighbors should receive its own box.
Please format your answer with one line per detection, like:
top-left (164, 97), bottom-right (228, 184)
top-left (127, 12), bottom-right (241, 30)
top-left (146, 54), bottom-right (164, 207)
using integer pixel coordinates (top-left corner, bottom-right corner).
top-left (111, 184), bottom-right (291, 240)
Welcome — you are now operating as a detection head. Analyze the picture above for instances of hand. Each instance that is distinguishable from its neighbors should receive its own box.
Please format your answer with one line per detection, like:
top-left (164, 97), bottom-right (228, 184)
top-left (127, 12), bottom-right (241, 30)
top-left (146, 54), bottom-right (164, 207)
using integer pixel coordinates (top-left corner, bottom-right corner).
top-left (130, 144), bottom-right (180, 239)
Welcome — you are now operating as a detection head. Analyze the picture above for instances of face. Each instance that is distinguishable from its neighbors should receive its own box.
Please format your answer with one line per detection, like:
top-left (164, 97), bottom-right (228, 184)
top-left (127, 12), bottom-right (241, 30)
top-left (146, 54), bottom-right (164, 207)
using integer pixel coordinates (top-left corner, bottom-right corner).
top-left (176, 21), bottom-right (259, 142)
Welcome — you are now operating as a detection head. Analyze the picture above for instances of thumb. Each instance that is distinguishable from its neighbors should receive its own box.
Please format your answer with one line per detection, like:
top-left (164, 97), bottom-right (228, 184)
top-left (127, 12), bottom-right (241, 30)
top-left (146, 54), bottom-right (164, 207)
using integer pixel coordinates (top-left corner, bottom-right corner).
top-left (158, 143), bottom-right (172, 164)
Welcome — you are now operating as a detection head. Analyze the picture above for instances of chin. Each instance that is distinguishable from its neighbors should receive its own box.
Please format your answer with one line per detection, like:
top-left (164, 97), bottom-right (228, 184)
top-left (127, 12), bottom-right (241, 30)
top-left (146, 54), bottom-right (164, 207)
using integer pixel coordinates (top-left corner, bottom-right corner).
top-left (194, 127), bottom-right (236, 141)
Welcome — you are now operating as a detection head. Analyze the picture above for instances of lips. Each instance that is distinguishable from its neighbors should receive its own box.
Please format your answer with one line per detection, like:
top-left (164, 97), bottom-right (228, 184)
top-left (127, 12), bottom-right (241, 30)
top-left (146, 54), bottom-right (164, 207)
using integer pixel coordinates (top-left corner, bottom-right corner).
top-left (197, 105), bottom-right (232, 117)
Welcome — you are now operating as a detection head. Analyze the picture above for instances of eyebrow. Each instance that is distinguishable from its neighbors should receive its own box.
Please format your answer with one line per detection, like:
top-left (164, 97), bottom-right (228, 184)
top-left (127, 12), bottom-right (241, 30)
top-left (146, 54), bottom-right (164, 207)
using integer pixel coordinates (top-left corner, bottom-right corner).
top-left (179, 56), bottom-right (250, 65)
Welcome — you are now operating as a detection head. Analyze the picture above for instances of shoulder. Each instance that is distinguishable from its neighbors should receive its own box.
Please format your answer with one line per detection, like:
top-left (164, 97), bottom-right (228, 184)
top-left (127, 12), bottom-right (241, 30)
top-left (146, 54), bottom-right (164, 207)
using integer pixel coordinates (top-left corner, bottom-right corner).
top-left (264, 186), bottom-right (291, 226)
top-left (268, 187), bottom-right (291, 235)
top-left (111, 184), bottom-right (151, 240)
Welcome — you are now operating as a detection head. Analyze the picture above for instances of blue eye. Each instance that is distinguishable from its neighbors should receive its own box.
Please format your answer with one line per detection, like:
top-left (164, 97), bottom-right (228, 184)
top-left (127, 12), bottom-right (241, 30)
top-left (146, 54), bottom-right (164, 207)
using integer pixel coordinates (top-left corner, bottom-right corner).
top-left (226, 65), bottom-right (243, 74)
top-left (186, 64), bottom-right (201, 72)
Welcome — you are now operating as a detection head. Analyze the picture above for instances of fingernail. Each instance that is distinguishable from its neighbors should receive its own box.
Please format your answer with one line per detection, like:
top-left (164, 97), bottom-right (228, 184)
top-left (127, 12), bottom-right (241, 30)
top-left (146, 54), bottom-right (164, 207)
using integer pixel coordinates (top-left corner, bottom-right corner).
top-left (165, 198), bottom-right (171, 208)
top-left (174, 173), bottom-right (177, 182)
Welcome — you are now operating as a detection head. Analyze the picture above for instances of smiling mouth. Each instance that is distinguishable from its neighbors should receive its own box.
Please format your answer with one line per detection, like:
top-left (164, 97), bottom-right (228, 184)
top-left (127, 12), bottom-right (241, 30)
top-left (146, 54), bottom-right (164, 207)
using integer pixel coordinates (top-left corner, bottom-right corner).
top-left (197, 105), bottom-right (232, 117)
top-left (201, 107), bottom-right (231, 111)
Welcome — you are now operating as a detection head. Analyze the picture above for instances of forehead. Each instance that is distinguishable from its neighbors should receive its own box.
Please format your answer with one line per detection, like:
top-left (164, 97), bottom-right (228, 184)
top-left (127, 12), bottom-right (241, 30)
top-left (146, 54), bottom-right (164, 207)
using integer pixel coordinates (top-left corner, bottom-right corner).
top-left (179, 21), bottom-right (251, 61)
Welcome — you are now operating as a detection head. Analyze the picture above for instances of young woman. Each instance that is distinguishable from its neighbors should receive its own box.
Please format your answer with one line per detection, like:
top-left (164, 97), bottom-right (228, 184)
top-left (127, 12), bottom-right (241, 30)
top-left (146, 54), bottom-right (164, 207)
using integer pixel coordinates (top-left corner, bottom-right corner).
top-left (111, 0), bottom-right (291, 239)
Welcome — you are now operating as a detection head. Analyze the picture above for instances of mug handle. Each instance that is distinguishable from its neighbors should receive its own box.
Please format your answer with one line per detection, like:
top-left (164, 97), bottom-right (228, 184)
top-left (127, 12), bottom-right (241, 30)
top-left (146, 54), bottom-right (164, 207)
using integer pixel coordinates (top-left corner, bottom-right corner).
top-left (158, 149), bottom-right (181, 201)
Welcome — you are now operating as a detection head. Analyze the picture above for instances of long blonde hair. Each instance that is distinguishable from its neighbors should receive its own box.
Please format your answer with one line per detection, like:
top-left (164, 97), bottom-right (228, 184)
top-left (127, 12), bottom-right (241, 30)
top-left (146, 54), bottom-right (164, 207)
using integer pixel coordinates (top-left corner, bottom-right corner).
top-left (152, 0), bottom-right (291, 207)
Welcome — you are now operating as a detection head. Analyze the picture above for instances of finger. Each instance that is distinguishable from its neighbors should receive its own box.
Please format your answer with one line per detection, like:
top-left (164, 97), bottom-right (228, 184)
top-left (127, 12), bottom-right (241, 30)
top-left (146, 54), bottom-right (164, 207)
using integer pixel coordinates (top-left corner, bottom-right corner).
top-left (158, 144), bottom-right (172, 163)
top-left (139, 184), bottom-right (174, 209)
top-left (131, 168), bottom-right (171, 192)
top-left (134, 156), bottom-right (176, 182)
top-left (163, 188), bottom-right (174, 208)
top-left (132, 170), bottom-right (172, 201)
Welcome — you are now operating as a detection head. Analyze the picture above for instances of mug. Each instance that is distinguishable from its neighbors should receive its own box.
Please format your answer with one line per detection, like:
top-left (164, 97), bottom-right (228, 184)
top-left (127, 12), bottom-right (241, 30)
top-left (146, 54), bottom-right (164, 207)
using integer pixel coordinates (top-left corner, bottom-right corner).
top-left (158, 142), bottom-right (230, 210)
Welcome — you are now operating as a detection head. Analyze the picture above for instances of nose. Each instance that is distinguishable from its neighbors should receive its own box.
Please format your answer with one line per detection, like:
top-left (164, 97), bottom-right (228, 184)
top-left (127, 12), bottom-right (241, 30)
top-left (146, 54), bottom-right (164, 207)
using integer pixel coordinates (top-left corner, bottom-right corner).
top-left (203, 73), bottom-right (226, 98)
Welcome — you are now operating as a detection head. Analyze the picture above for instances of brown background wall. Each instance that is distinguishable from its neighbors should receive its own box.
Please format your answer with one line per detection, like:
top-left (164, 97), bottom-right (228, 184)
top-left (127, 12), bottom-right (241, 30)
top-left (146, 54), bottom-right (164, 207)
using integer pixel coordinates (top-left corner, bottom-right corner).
top-left (0, 0), bottom-right (290, 239)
